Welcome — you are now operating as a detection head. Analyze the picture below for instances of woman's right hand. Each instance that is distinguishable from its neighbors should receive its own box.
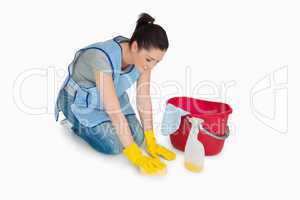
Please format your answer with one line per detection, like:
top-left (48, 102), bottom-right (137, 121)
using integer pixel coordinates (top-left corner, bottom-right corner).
top-left (123, 143), bottom-right (166, 175)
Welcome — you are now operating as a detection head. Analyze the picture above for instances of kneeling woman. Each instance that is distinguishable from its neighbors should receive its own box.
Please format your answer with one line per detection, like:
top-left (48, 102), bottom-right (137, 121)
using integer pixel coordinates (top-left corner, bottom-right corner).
top-left (55, 13), bottom-right (176, 175)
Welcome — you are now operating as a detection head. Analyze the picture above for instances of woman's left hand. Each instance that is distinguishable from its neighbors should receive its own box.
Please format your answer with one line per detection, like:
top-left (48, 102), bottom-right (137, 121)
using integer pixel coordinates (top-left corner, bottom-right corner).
top-left (144, 130), bottom-right (176, 161)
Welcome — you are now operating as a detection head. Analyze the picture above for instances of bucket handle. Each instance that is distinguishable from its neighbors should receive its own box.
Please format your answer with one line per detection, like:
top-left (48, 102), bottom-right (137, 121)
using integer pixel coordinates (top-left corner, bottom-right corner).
top-left (200, 125), bottom-right (230, 140)
top-left (186, 116), bottom-right (230, 140)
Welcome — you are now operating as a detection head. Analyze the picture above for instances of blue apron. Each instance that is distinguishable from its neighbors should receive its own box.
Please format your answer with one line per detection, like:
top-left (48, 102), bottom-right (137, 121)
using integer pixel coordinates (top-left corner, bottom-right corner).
top-left (54, 36), bottom-right (141, 127)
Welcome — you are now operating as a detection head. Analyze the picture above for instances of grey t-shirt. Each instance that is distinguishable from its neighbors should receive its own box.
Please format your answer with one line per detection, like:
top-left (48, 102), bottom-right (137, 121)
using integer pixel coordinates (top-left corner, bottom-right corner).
top-left (72, 49), bottom-right (113, 88)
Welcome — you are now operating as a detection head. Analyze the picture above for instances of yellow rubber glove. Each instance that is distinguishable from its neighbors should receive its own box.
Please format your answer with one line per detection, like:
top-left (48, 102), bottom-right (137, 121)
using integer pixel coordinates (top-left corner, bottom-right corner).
top-left (144, 130), bottom-right (176, 161)
top-left (123, 143), bottom-right (166, 175)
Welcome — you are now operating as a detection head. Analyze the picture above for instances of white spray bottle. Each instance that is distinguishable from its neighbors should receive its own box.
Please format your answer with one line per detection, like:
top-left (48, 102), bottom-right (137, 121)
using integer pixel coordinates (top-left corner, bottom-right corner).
top-left (184, 117), bottom-right (205, 172)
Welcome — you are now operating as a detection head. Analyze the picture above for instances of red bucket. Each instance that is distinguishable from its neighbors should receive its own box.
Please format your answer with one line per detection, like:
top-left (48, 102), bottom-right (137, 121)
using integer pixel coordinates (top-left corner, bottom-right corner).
top-left (167, 97), bottom-right (233, 156)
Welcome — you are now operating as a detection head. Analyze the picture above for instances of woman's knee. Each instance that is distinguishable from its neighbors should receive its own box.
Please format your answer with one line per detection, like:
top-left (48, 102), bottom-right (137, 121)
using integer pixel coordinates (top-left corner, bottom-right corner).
top-left (59, 90), bottom-right (124, 155)
top-left (87, 124), bottom-right (123, 155)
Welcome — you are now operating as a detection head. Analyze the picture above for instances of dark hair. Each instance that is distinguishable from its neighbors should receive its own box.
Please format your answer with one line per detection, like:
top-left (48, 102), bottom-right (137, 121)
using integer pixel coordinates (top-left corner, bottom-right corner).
top-left (129, 13), bottom-right (169, 51)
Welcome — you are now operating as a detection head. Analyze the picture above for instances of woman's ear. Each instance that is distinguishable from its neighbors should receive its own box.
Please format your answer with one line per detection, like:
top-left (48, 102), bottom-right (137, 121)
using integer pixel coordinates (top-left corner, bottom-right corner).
top-left (131, 41), bottom-right (139, 53)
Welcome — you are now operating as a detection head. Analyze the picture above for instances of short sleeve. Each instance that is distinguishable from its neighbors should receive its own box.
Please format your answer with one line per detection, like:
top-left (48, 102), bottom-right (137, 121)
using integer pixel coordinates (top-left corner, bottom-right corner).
top-left (72, 48), bottom-right (113, 88)
top-left (79, 49), bottom-right (113, 75)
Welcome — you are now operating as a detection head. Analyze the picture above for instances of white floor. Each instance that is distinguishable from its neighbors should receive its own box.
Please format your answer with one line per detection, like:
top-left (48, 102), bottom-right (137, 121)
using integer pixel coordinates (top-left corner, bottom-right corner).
top-left (1, 111), bottom-right (298, 200)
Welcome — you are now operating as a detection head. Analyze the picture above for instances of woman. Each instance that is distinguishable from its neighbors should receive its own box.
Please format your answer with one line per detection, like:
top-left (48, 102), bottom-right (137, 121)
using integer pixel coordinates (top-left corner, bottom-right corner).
top-left (55, 13), bottom-right (176, 175)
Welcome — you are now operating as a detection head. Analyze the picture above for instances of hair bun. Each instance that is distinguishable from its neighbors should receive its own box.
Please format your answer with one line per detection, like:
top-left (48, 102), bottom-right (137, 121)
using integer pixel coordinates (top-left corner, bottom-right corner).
top-left (136, 13), bottom-right (155, 29)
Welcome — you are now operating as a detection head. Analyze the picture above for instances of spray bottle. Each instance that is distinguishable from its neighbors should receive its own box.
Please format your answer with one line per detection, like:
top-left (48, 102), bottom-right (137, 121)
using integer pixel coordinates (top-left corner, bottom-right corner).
top-left (184, 117), bottom-right (205, 172)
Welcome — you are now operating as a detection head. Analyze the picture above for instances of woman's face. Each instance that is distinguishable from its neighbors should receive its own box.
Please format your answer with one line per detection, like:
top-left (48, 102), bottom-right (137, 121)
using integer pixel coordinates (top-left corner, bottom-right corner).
top-left (130, 41), bottom-right (166, 73)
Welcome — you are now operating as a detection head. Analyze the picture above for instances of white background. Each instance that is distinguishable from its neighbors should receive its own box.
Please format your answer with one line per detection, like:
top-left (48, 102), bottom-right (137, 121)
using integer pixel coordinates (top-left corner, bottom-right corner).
top-left (1, 0), bottom-right (299, 199)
